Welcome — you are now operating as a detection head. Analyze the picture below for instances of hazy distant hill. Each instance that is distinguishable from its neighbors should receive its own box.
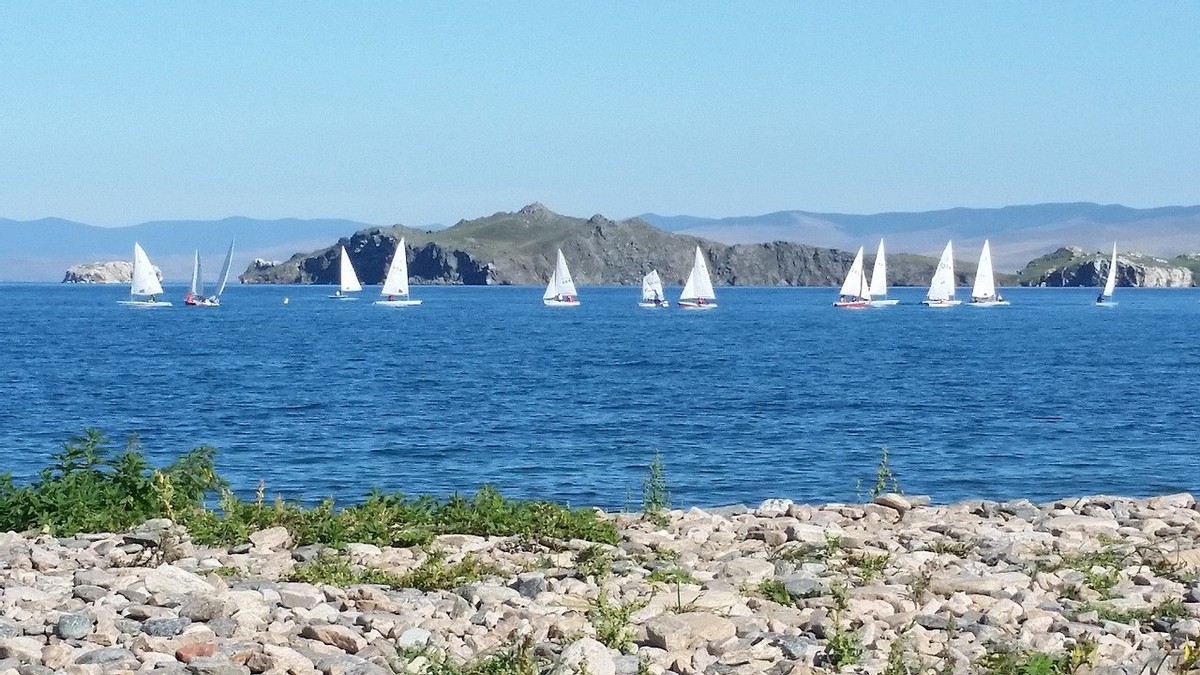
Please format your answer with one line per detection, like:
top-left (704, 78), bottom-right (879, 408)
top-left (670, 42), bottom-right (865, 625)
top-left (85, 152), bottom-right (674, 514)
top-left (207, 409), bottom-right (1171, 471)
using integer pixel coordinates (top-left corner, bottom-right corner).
top-left (0, 217), bottom-right (374, 281)
top-left (241, 203), bottom-right (1002, 288)
top-left (640, 203), bottom-right (1200, 272)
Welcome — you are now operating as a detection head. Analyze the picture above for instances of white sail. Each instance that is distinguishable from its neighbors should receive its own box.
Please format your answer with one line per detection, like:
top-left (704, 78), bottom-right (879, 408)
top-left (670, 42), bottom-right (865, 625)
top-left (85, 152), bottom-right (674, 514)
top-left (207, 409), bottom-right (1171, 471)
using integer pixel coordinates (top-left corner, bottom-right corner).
top-left (542, 267), bottom-right (558, 300)
top-left (641, 270), bottom-right (665, 302)
top-left (339, 246), bottom-right (363, 293)
top-left (839, 247), bottom-right (870, 300)
top-left (926, 241), bottom-right (956, 302)
top-left (1102, 243), bottom-right (1118, 298)
top-left (553, 249), bottom-right (578, 297)
top-left (380, 238), bottom-right (411, 297)
top-left (214, 240), bottom-right (235, 298)
top-left (189, 251), bottom-right (203, 297)
top-left (868, 239), bottom-right (888, 298)
top-left (131, 243), bottom-right (164, 297)
top-left (971, 240), bottom-right (998, 300)
top-left (681, 246), bottom-right (716, 301)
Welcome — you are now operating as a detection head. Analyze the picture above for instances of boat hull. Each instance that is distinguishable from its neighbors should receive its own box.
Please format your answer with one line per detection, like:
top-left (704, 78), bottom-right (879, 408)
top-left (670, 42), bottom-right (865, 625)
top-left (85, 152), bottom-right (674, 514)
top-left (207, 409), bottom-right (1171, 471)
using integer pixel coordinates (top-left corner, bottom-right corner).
top-left (374, 299), bottom-right (423, 307)
top-left (922, 299), bottom-right (961, 308)
top-left (969, 300), bottom-right (1011, 307)
top-left (185, 296), bottom-right (220, 307)
top-left (833, 300), bottom-right (870, 309)
top-left (1096, 300), bottom-right (1118, 307)
top-left (543, 299), bottom-right (580, 307)
top-left (678, 301), bottom-right (717, 310)
top-left (328, 295), bottom-right (358, 300)
top-left (868, 299), bottom-right (899, 307)
top-left (117, 300), bottom-right (173, 308)
top-left (638, 301), bottom-right (670, 309)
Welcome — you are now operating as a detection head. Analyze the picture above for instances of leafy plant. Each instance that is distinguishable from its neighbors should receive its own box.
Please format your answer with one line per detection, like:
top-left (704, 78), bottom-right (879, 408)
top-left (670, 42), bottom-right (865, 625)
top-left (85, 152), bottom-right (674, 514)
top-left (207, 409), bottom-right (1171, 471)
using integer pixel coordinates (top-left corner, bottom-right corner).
top-left (871, 446), bottom-right (901, 498)
top-left (289, 549), bottom-right (496, 591)
top-left (755, 579), bottom-right (794, 606)
top-left (647, 567), bottom-right (697, 586)
top-left (587, 591), bottom-right (647, 653)
top-left (642, 449), bottom-right (671, 527)
top-left (397, 635), bottom-right (540, 675)
top-left (575, 545), bottom-right (614, 581)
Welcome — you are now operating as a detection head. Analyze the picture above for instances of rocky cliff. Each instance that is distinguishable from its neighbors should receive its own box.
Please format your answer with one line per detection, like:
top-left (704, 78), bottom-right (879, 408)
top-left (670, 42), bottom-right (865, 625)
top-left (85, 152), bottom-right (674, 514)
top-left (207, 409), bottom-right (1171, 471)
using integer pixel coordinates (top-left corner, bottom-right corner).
top-left (1016, 246), bottom-right (1194, 287)
top-left (239, 203), bottom-right (997, 288)
top-left (62, 261), bottom-right (162, 284)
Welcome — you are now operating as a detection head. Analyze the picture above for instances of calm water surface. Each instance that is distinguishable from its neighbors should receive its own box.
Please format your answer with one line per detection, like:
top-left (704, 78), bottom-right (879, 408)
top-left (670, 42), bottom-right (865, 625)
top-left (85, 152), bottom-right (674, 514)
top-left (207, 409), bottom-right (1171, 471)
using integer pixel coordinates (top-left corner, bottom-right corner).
top-left (1, 283), bottom-right (1197, 508)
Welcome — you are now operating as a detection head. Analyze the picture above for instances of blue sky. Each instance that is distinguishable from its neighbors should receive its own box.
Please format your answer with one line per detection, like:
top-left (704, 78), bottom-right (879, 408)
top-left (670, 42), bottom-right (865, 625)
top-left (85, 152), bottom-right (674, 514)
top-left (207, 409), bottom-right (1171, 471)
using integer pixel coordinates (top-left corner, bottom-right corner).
top-left (2, 2), bottom-right (1197, 226)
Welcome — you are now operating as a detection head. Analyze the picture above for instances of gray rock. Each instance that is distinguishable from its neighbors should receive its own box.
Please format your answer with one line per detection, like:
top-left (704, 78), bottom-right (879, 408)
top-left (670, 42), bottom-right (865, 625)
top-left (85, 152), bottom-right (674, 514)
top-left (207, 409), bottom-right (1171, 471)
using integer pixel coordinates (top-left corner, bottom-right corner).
top-left (0, 620), bottom-right (20, 639)
top-left (207, 618), bottom-right (237, 639)
top-left (512, 572), bottom-right (548, 598)
top-left (782, 575), bottom-right (826, 599)
top-left (185, 657), bottom-right (252, 675)
top-left (55, 614), bottom-right (92, 640)
top-left (396, 627), bottom-right (432, 649)
top-left (142, 617), bottom-right (190, 636)
top-left (553, 638), bottom-right (616, 675)
top-left (179, 596), bottom-right (228, 622)
top-left (762, 633), bottom-right (821, 661)
top-left (292, 544), bottom-right (324, 562)
top-left (75, 647), bottom-right (138, 666)
top-left (72, 585), bottom-right (108, 603)
top-left (872, 493), bottom-right (911, 513)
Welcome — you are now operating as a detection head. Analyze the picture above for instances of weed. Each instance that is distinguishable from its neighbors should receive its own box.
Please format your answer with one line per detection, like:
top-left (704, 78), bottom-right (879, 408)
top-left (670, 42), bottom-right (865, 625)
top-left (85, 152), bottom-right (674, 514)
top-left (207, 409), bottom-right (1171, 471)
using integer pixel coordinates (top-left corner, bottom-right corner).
top-left (821, 581), bottom-right (861, 667)
top-left (642, 450), bottom-right (671, 527)
top-left (587, 591), bottom-right (647, 653)
top-left (883, 633), bottom-right (918, 675)
top-left (1058, 584), bottom-right (1082, 601)
top-left (290, 549), bottom-right (496, 591)
top-left (929, 540), bottom-right (973, 557)
top-left (977, 643), bottom-right (1072, 675)
top-left (870, 446), bottom-right (901, 498)
top-left (1073, 597), bottom-right (1189, 625)
top-left (1081, 568), bottom-right (1119, 599)
top-left (771, 532), bottom-right (846, 566)
top-left (397, 634), bottom-right (540, 674)
top-left (755, 579), bottom-right (794, 606)
top-left (575, 545), bottom-right (614, 581)
top-left (848, 552), bottom-right (891, 583)
top-left (646, 567), bottom-right (697, 586)
top-left (0, 430), bottom-right (222, 536)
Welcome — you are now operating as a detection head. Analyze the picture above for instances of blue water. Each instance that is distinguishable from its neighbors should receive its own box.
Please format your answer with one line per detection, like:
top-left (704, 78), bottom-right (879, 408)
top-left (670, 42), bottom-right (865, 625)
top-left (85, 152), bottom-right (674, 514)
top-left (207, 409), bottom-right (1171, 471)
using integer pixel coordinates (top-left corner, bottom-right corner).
top-left (1, 283), bottom-right (1198, 508)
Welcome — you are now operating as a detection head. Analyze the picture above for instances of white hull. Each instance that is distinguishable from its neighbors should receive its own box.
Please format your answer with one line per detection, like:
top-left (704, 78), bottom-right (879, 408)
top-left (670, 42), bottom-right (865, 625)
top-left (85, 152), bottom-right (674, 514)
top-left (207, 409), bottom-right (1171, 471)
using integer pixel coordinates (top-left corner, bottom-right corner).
top-left (678, 301), bottom-right (717, 310)
top-left (543, 299), bottom-right (580, 307)
top-left (1096, 300), bottom-right (1118, 307)
top-left (969, 300), bottom-right (1010, 307)
top-left (374, 299), bottom-right (423, 307)
top-left (868, 299), bottom-right (899, 307)
top-left (118, 300), bottom-right (172, 308)
top-left (185, 296), bottom-right (220, 307)
top-left (922, 299), bottom-right (961, 308)
top-left (329, 294), bottom-right (358, 300)
top-left (638, 302), bottom-right (669, 308)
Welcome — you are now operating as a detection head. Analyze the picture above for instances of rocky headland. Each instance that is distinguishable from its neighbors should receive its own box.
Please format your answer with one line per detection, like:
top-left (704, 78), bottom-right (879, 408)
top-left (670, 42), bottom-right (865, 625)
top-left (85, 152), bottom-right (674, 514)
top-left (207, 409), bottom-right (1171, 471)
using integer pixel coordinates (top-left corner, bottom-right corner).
top-left (1017, 247), bottom-right (1196, 288)
top-left (2, 493), bottom-right (1199, 674)
top-left (62, 262), bottom-right (162, 285)
top-left (238, 204), bottom-right (998, 288)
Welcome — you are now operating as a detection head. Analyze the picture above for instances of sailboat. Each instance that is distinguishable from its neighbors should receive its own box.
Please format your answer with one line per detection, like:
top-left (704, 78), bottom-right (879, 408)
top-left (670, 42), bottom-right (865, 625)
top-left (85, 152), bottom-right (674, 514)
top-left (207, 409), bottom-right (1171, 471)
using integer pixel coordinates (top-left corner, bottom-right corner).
top-left (834, 246), bottom-right (871, 308)
top-left (678, 246), bottom-right (717, 309)
top-left (117, 243), bottom-right (171, 307)
top-left (329, 246), bottom-right (363, 300)
top-left (638, 269), bottom-right (669, 308)
top-left (969, 239), bottom-right (1009, 306)
top-left (867, 239), bottom-right (899, 307)
top-left (185, 241), bottom-right (235, 307)
top-left (542, 249), bottom-right (580, 306)
top-left (374, 238), bottom-right (422, 307)
top-left (1096, 243), bottom-right (1118, 306)
top-left (922, 241), bottom-right (961, 307)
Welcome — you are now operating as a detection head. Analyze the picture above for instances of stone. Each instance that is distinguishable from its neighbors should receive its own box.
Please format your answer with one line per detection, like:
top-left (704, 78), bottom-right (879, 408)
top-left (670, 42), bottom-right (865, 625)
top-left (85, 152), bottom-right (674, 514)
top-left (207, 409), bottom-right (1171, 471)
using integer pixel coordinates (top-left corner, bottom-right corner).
top-left (143, 617), bottom-right (190, 637)
top-left (42, 642), bottom-right (76, 669)
top-left (145, 564), bottom-right (212, 596)
top-left (185, 657), bottom-right (251, 675)
top-left (872, 493), bottom-right (912, 513)
top-left (645, 614), bottom-right (692, 652)
top-left (55, 614), bottom-right (92, 640)
top-left (74, 647), bottom-right (138, 667)
top-left (0, 637), bottom-right (44, 662)
top-left (676, 612), bottom-right (736, 644)
top-left (176, 641), bottom-right (217, 663)
top-left (721, 558), bottom-right (776, 584)
top-left (300, 624), bottom-right (367, 654)
top-left (248, 527), bottom-right (292, 551)
top-left (512, 573), bottom-right (548, 598)
top-left (396, 627), bottom-right (432, 649)
top-left (756, 499), bottom-right (794, 517)
top-left (277, 583), bottom-right (325, 610)
top-left (929, 572), bottom-right (1031, 597)
top-left (179, 597), bottom-right (228, 622)
top-left (553, 637), bottom-right (616, 675)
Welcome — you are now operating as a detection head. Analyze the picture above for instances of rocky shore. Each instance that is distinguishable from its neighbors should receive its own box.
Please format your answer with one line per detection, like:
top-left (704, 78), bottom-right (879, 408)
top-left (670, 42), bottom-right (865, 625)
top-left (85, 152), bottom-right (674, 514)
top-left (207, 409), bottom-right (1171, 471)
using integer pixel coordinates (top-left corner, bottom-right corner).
top-left (2, 492), bottom-right (1199, 674)
top-left (61, 262), bottom-right (162, 285)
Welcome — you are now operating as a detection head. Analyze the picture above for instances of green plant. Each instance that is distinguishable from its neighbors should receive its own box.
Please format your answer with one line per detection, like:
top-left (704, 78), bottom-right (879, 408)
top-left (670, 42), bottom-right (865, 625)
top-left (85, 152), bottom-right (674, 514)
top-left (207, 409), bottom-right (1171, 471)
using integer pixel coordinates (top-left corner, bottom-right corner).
top-left (575, 545), bottom-right (614, 581)
top-left (849, 552), bottom-right (891, 583)
top-left (755, 579), bottom-right (794, 606)
top-left (0, 430), bottom-right (223, 536)
top-left (647, 567), bottom-right (697, 586)
top-left (1074, 597), bottom-right (1189, 625)
top-left (870, 446), bottom-right (901, 498)
top-left (977, 644), bottom-right (1069, 675)
top-left (883, 633), bottom-right (918, 675)
top-left (824, 625), bottom-right (863, 668)
top-left (1081, 568), bottom-right (1119, 599)
top-left (290, 549), bottom-right (496, 591)
top-left (642, 450), bottom-right (671, 527)
top-left (397, 635), bottom-right (540, 675)
top-left (587, 591), bottom-right (647, 653)
top-left (929, 540), bottom-right (973, 557)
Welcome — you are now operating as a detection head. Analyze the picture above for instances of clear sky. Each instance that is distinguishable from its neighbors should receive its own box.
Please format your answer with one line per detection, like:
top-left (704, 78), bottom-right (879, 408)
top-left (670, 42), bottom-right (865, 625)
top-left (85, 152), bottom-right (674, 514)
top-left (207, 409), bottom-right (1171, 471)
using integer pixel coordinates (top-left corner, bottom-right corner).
top-left (2, 2), bottom-right (1198, 227)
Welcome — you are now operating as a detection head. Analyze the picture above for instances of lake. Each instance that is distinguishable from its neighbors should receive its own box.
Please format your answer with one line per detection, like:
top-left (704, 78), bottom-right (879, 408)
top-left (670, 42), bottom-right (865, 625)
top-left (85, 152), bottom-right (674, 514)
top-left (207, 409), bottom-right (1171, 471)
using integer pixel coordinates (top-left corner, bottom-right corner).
top-left (1, 283), bottom-right (1197, 509)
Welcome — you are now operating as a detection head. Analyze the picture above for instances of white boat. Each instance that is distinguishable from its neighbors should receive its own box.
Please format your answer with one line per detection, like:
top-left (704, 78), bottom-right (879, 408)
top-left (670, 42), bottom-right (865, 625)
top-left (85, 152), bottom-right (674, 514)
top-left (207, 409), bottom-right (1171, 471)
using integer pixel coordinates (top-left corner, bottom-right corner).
top-left (638, 269), bottom-right (669, 308)
top-left (117, 243), bottom-right (171, 307)
top-left (968, 239), bottom-right (1010, 307)
top-left (678, 246), bottom-right (717, 309)
top-left (185, 240), bottom-right (234, 307)
top-left (867, 239), bottom-right (899, 307)
top-left (834, 246), bottom-right (871, 308)
top-left (374, 238), bottom-right (422, 307)
top-left (329, 246), bottom-right (363, 300)
top-left (1096, 243), bottom-right (1118, 306)
top-left (543, 249), bottom-right (580, 306)
top-left (922, 241), bottom-right (961, 308)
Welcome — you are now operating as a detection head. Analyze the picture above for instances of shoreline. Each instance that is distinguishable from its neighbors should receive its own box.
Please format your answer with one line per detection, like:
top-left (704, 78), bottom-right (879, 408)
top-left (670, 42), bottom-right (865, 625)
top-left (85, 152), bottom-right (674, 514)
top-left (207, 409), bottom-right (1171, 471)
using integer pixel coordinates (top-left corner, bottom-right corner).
top-left (0, 491), bottom-right (1198, 674)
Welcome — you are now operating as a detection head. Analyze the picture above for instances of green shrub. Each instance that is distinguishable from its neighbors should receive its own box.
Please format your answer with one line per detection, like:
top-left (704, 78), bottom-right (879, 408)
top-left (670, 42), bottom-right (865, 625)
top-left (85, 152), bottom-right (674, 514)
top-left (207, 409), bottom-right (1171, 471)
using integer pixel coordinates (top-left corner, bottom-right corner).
top-left (290, 549), bottom-right (497, 591)
top-left (588, 591), bottom-right (647, 653)
top-left (642, 449), bottom-right (671, 527)
top-left (0, 430), bottom-right (222, 536)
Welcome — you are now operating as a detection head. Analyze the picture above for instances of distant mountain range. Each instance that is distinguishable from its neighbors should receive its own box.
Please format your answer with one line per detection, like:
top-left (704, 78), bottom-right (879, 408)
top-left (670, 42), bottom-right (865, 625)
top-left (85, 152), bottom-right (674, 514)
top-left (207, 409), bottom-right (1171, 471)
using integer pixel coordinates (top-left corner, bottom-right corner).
top-left (639, 203), bottom-right (1200, 271)
top-left (0, 217), bottom-right (375, 281)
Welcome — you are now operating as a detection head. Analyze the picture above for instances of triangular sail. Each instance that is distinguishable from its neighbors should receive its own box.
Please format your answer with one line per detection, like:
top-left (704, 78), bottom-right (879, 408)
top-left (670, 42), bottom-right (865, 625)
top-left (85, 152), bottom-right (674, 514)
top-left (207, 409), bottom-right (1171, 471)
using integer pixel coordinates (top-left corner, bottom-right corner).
top-left (542, 267), bottom-right (558, 300)
top-left (189, 251), bottom-right (203, 297)
top-left (642, 270), bottom-right (664, 302)
top-left (926, 241), bottom-right (956, 302)
top-left (681, 246), bottom-right (716, 301)
top-left (839, 247), bottom-right (870, 300)
top-left (339, 246), bottom-right (363, 293)
top-left (131, 243), bottom-right (164, 297)
top-left (868, 239), bottom-right (888, 298)
top-left (381, 238), bottom-right (411, 297)
top-left (971, 240), bottom-right (997, 299)
top-left (553, 249), bottom-right (578, 297)
top-left (1102, 243), bottom-right (1118, 298)
top-left (214, 240), bottom-right (235, 298)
